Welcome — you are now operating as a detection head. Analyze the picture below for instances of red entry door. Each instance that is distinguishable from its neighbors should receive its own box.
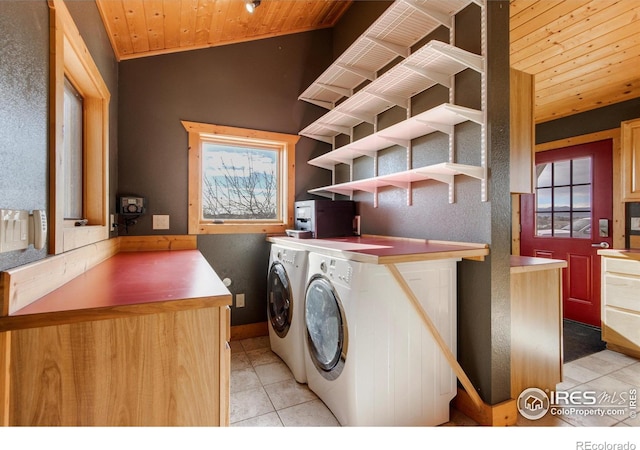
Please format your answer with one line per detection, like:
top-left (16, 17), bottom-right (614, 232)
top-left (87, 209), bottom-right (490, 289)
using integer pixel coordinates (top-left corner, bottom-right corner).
top-left (520, 140), bottom-right (613, 327)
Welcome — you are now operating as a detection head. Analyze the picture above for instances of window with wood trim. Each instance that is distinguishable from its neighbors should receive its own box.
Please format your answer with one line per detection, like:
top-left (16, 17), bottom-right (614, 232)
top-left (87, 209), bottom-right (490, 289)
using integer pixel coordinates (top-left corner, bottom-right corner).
top-left (183, 122), bottom-right (297, 235)
top-left (49, 0), bottom-right (110, 254)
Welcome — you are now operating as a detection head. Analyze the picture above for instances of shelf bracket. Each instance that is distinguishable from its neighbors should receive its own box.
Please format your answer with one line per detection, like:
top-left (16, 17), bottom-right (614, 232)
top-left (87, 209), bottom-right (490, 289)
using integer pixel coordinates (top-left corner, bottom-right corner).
top-left (365, 36), bottom-right (410, 58)
top-left (415, 119), bottom-right (454, 136)
top-left (317, 122), bottom-right (351, 136)
top-left (299, 132), bottom-right (333, 145)
top-left (335, 63), bottom-right (376, 81)
top-left (378, 136), bottom-right (410, 148)
top-left (402, 0), bottom-right (453, 28)
top-left (404, 64), bottom-right (451, 88)
top-left (317, 83), bottom-right (353, 98)
top-left (298, 97), bottom-right (333, 110)
top-left (435, 45), bottom-right (484, 74)
top-left (367, 91), bottom-right (409, 110)
top-left (445, 105), bottom-right (484, 125)
top-left (340, 110), bottom-right (376, 125)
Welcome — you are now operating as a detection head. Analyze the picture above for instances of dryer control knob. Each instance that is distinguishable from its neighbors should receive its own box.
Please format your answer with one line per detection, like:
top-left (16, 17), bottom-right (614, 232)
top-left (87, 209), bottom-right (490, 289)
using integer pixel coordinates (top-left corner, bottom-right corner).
top-left (320, 261), bottom-right (327, 273)
top-left (277, 251), bottom-right (282, 260)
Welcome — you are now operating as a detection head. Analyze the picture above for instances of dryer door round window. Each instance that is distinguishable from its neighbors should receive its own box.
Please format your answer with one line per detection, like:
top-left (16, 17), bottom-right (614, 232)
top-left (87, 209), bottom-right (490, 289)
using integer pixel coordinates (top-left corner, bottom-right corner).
top-left (267, 262), bottom-right (293, 338)
top-left (305, 275), bottom-right (348, 380)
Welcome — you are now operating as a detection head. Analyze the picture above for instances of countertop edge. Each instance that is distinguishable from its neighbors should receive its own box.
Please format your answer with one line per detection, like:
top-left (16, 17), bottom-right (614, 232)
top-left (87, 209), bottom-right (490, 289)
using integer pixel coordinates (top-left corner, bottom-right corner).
top-left (597, 249), bottom-right (640, 260)
top-left (0, 294), bottom-right (231, 332)
top-left (510, 255), bottom-right (567, 274)
top-left (267, 235), bottom-right (489, 263)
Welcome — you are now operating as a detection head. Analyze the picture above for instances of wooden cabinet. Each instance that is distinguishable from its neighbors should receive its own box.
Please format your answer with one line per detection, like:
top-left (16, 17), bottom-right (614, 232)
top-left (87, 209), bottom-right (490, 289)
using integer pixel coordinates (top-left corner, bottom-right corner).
top-left (510, 256), bottom-right (566, 398)
top-left (600, 252), bottom-right (640, 358)
top-left (6, 306), bottom-right (230, 426)
top-left (300, 0), bottom-right (487, 205)
top-left (622, 118), bottom-right (640, 201)
top-left (510, 68), bottom-right (535, 194)
top-left (0, 242), bottom-right (232, 426)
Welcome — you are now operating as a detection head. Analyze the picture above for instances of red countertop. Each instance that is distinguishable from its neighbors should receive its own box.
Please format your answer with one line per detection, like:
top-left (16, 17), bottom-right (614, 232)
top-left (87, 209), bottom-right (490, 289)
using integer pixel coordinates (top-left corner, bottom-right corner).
top-left (267, 235), bottom-right (489, 264)
top-left (0, 250), bottom-right (231, 331)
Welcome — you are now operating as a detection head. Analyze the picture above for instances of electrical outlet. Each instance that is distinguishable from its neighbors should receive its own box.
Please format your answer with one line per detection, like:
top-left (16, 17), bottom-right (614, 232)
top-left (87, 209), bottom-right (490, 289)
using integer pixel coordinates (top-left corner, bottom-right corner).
top-left (631, 217), bottom-right (640, 231)
top-left (152, 215), bottom-right (170, 230)
top-left (110, 214), bottom-right (116, 232)
top-left (236, 293), bottom-right (245, 308)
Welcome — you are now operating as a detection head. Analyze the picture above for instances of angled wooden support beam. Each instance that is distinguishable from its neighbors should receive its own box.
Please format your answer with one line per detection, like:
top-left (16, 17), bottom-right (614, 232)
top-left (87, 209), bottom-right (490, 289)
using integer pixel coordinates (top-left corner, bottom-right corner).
top-left (386, 263), bottom-right (484, 410)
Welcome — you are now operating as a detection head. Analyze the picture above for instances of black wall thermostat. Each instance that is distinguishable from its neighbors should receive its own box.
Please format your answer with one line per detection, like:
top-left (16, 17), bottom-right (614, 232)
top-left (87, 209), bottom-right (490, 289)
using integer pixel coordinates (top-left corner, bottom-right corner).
top-left (119, 196), bottom-right (145, 215)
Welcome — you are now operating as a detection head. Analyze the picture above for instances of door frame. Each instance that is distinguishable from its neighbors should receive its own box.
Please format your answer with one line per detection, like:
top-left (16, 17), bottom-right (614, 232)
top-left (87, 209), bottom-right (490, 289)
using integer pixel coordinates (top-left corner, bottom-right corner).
top-left (512, 128), bottom-right (624, 255)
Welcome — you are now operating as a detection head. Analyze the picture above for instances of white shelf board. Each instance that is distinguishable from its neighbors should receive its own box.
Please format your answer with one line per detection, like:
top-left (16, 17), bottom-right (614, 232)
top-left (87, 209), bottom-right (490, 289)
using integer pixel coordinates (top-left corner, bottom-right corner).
top-left (308, 103), bottom-right (483, 169)
top-left (299, 0), bottom-right (475, 109)
top-left (308, 162), bottom-right (485, 197)
top-left (299, 40), bottom-right (484, 142)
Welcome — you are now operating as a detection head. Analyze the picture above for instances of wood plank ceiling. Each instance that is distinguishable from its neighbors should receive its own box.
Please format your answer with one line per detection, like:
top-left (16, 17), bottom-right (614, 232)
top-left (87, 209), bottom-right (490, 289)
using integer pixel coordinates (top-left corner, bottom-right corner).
top-left (95, 0), bottom-right (351, 61)
top-left (510, 0), bottom-right (640, 123)
top-left (95, 0), bottom-right (640, 124)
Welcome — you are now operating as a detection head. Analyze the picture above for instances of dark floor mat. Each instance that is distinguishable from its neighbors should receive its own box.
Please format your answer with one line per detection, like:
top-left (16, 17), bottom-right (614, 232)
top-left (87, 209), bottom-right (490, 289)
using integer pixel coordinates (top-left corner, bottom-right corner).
top-left (563, 319), bottom-right (607, 363)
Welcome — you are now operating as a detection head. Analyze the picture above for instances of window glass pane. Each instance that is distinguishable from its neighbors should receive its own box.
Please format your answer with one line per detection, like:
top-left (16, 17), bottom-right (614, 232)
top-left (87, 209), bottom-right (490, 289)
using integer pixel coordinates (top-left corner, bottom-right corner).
top-left (536, 213), bottom-right (552, 236)
top-left (202, 142), bottom-right (278, 221)
top-left (536, 163), bottom-right (552, 188)
top-left (572, 157), bottom-right (591, 185)
top-left (553, 212), bottom-right (571, 236)
top-left (570, 213), bottom-right (591, 239)
top-left (63, 78), bottom-right (83, 220)
top-left (553, 186), bottom-right (571, 212)
top-left (572, 185), bottom-right (591, 211)
top-left (536, 187), bottom-right (552, 211)
top-left (554, 160), bottom-right (571, 186)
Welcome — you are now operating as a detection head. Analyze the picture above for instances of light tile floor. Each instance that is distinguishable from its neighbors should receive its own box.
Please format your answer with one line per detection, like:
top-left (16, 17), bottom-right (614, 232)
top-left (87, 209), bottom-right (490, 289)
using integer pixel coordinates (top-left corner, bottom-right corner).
top-left (230, 336), bottom-right (639, 427)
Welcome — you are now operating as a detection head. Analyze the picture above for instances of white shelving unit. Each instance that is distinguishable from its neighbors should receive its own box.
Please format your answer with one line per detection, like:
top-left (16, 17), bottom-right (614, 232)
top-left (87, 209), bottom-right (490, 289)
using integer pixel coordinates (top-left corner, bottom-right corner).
top-left (300, 0), bottom-right (487, 206)
top-left (299, 0), bottom-right (478, 110)
top-left (307, 103), bottom-right (483, 170)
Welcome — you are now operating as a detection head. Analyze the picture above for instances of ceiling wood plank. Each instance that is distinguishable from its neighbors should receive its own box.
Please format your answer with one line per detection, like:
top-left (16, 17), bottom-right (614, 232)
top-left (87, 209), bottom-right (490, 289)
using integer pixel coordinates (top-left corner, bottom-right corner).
top-left (179, 0), bottom-right (199, 48)
top-left (534, 30), bottom-right (640, 92)
top-left (511, 1), bottom-right (638, 71)
top-left (536, 79), bottom-right (640, 123)
top-left (510, 0), bottom-right (619, 56)
top-left (162, 0), bottom-right (183, 49)
top-left (95, 0), bottom-right (135, 59)
top-left (123, 0), bottom-right (151, 54)
top-left (510, 0), bottom-right (591, 44)
top-left (143, 0), bottom-right (165, 51)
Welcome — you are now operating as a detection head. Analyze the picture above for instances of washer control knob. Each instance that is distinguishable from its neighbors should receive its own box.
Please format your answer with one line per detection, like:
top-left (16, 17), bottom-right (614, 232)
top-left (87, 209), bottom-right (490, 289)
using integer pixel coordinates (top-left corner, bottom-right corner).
top-left (277, 251), bottom-right (282, 260)
top-left (320, 261), bottom-right (327, 273)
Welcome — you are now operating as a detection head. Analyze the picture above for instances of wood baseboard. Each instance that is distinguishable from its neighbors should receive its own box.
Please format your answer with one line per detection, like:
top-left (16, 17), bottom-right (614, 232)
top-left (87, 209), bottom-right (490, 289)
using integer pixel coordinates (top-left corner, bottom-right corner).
top-left (230, 321), bottom-right (268, 341)
top-left (454, 387), bottom-right (518, 426)
top-left (606, 342), bottom-right (640, 360)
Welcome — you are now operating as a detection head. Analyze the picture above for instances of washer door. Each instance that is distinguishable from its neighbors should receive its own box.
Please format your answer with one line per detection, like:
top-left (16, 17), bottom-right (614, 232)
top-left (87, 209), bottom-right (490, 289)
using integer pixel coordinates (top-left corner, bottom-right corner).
top-left (305, 275), bottom-right (348, 380)
top-left (267, 261), bottom-right (293, 338)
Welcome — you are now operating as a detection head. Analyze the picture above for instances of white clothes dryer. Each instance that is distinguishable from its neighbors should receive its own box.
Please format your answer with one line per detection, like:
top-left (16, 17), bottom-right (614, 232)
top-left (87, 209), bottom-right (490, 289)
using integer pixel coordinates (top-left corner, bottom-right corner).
top-left (303, 252), bottom-right (459, 426)
top-left (267, 244), bottom-right (308, 383)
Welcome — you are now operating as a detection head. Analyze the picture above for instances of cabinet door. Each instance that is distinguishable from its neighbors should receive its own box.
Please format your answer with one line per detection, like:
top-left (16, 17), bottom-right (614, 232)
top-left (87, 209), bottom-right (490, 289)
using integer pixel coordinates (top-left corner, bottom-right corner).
top-left (622, 118), bottom-right (640, 201)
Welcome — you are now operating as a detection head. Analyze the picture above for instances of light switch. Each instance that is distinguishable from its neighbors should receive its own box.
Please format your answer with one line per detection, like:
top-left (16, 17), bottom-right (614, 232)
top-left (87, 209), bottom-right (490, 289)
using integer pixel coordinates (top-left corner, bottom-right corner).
top-left (0, 209), bottom-right (29, 253)
top-left (631, 217), bottom-right (640, 231)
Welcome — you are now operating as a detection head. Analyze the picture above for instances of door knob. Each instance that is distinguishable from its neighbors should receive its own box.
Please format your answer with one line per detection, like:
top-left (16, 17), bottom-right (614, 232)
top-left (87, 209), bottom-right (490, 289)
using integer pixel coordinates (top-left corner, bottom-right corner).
top-left (591, 242), bottom-right (610, 249)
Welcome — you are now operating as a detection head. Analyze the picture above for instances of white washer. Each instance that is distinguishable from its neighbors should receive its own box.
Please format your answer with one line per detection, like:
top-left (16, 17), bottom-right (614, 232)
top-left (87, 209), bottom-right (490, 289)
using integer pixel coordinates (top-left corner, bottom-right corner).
top-left (267, 244), bottom-right (308, 383)
top-left (303, 252), bottom-right (459, 426)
